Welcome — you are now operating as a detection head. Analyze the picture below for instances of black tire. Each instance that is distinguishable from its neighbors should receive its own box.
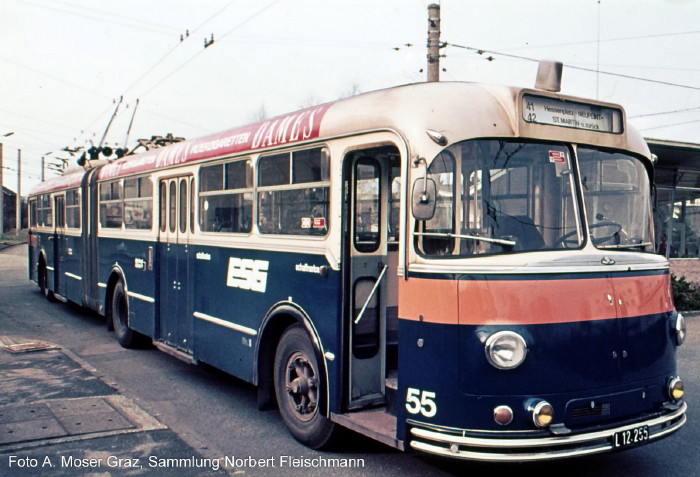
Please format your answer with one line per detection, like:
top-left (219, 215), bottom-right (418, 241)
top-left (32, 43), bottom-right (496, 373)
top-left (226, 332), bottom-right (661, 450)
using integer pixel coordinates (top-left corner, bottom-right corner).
top-left (111, 280), bottom-right (147, 348)
top-left (274, 324), bottom-right (336, 449)
top-left (38, 261), bottom-right (57, 302)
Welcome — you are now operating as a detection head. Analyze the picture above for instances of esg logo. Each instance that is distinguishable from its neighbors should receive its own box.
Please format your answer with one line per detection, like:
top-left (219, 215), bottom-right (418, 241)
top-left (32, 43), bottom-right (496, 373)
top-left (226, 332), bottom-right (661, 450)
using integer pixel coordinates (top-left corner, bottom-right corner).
top-left (226, 257), bottom-right (269, 293)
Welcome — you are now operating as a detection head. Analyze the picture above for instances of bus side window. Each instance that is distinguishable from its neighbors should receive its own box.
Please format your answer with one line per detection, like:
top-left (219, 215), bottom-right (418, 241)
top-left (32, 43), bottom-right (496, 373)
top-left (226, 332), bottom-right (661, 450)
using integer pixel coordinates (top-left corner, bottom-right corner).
top-left (199, 160), bottom-right (252, 234)
top-left (388, 160), bottom-right (401, 249)
top-left (159, 182), bottom-right (167, 232)
top-left (66, 189), bottom-right (81, 229)
top-left (124, 177), bottom-right (153, 230)
top-left (354, 160), bottom-right (380, 252)
top-left (99, 180), bottom-right (123, 229)
top-left (169, 181), bottom-right (176, 233)
top-left (257, 148), bottom-right (330, 236)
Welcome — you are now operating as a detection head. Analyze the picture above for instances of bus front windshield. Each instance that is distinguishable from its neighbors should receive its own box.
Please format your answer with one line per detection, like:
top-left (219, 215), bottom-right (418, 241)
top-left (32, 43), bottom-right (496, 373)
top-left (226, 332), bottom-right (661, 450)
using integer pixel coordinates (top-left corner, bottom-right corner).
top-left (415, 139), bottom-right (653, 258)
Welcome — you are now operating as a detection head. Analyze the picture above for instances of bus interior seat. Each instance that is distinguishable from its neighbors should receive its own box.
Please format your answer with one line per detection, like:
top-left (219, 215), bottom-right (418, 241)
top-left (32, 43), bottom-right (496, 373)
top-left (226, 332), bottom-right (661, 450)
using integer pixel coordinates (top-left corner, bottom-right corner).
top-left (497, 215), bottom-right (545, 250)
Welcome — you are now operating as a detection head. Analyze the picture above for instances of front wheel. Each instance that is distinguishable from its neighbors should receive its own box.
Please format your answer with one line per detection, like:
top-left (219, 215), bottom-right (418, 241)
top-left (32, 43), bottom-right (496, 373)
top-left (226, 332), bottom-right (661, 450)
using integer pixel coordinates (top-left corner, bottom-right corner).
top-left (274, 324), bottom-right (336, 449)
top-left (111, 280), bottom-right (148, 348)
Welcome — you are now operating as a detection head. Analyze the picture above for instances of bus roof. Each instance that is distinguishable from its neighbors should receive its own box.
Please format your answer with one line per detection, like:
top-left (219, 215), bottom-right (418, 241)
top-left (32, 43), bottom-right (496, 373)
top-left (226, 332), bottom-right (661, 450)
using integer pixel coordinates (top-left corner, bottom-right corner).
top-left (29, 166), bottom-right (86, 196)
top-left (31, 81), bottom-right (650, 195)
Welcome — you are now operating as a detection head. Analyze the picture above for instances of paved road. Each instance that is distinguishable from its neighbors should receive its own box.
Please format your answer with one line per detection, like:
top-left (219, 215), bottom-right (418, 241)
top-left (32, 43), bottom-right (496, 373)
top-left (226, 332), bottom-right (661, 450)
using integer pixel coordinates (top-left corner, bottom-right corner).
top-left (0, 244), bottom-right (697, 476)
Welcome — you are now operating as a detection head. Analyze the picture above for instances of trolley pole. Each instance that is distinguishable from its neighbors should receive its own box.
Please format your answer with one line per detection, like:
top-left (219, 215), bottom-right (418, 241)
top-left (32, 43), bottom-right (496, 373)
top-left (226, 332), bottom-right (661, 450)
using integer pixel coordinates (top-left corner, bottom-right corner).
top-left (427, 3), bottom-right (441, 82)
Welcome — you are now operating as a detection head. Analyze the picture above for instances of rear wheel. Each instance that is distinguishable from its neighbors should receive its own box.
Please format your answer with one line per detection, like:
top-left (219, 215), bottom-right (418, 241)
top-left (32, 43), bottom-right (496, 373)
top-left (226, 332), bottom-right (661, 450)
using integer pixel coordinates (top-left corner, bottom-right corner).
top-left (111, 280), bottom-right (147, 348)
top-left (38, 261), bottom-right (57, 302)
top-left (274, 324), bottom-right (336, 449)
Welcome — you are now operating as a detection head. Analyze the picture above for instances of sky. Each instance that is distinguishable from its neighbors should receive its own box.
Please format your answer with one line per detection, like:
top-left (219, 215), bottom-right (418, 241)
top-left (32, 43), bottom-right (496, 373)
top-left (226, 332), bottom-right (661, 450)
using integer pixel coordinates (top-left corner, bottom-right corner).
top-left (1, 0), bottom-right (699, 194)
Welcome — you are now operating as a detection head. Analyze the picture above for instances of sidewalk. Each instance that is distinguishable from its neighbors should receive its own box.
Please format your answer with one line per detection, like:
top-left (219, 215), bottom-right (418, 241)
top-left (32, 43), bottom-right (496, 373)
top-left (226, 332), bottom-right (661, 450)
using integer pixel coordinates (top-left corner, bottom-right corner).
top-left (0, 232), bottom-right (27, 252)
top-left (0, 336), bottom-right (225, 476)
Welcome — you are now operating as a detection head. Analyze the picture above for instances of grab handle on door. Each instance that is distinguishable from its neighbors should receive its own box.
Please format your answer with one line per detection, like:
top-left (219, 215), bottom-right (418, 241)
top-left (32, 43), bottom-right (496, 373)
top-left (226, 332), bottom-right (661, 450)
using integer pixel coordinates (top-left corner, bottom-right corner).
top-left (354, 264), bottom-right (388, 325)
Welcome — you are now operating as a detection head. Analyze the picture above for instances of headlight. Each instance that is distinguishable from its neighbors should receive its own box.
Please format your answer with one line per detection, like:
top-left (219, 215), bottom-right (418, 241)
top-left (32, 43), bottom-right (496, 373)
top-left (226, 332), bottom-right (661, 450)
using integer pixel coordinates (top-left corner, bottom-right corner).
top-left (485, 331), bottom-right (527, 370)
top-left (668, 377), bottom-right (684, 401)
top-left (673, 312), bottom-right (687, 346)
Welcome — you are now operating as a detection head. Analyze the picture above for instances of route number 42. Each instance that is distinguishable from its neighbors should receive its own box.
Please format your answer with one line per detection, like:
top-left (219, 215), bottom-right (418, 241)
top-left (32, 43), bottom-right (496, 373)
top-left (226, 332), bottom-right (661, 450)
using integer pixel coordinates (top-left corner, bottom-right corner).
top-left (405, 388), bottom-right (437, 418)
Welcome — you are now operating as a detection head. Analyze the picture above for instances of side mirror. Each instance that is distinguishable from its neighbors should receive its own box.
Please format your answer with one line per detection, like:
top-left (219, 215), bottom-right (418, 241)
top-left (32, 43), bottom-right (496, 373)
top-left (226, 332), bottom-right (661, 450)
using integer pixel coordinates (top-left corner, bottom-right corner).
top-left (412, 178), bottom-right (437, 220)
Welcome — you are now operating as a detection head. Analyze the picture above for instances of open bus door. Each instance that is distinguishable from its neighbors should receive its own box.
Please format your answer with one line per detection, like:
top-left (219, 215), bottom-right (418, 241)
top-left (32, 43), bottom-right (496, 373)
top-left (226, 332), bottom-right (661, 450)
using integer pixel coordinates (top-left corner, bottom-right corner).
top-left (344, 146), bottom-right (400, 411)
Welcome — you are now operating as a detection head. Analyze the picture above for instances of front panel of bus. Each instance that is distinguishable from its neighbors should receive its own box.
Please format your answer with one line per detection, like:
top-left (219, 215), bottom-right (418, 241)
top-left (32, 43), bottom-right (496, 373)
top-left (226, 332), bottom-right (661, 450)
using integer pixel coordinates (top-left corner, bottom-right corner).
top-left (398, 97), bottom-right (686, 460)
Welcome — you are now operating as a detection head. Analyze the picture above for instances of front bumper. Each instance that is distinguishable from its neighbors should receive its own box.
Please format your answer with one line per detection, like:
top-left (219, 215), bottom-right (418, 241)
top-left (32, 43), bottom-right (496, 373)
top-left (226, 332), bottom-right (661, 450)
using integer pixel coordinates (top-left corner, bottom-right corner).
top-left (408, 401), bottom-right (686, 462)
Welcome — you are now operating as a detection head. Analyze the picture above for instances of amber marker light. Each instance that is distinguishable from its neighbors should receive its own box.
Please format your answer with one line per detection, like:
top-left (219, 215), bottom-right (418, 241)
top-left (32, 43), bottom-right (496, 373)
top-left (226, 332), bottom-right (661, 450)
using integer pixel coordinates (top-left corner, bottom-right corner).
top-left (531, 401), bottom-right (554, 428)
top-left (668, 377), bottom-right (684, 401)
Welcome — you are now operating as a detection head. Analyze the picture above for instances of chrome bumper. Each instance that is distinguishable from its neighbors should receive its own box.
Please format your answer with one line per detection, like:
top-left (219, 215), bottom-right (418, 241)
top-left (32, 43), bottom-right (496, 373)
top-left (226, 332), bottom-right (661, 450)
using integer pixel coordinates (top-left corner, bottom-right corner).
top-left (409, 402), bottom-right (686, 462)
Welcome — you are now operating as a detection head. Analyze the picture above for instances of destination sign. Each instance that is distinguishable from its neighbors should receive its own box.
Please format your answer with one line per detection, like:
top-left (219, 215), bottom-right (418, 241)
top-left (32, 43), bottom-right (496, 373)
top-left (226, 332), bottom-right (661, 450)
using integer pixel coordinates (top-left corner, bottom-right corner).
top-left (522, 94), bottom-right (623, 134)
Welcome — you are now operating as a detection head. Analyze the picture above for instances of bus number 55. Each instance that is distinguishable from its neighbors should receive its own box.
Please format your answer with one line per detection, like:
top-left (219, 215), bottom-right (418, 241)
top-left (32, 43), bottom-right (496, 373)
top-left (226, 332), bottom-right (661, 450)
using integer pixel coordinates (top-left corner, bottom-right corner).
top-left (405, 388), bottom-right (437, 418)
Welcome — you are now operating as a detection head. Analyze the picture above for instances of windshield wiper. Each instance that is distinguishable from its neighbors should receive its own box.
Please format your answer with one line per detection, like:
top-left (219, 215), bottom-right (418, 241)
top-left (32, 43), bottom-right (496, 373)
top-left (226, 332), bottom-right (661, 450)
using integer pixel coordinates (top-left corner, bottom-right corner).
top-left (414, 232), bottom-right (516, 247)
top-left (597, 242), bottom-right (653, 250)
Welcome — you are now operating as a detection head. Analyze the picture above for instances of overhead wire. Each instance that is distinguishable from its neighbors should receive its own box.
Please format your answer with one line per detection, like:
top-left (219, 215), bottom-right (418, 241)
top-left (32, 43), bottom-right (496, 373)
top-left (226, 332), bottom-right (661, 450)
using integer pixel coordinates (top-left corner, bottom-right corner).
top-left (447, 42), bottom-right (700, 92)
top-left (630, 106), bottom-right (700, 119)
top-left (137, 0), bottom-right (283, 98)
top-left (120, 0), bottom-right (240, 97)
top-left (14, 0), bottom-right (179, 36)
top-left (505, 29), bottom-right (700, 52)
top-left (65, 1), bottom-right (246, 152)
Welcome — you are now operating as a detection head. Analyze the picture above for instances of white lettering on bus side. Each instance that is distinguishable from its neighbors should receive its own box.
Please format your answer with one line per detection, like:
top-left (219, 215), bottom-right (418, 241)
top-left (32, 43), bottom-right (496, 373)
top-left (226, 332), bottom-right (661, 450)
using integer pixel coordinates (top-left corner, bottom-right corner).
top-left (288, 111), bottom-right (308, 142)
top-left (251, 106), bottom-right (324, 149)
top-left (226, 257), bottom-right (269, 293)
top-left (302, 108), bottom-right (321, 140)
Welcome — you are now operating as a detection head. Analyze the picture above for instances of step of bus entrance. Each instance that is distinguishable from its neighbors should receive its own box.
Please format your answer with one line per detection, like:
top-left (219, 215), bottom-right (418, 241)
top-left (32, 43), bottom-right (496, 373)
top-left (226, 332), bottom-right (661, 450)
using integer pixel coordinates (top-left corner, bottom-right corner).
top-left (385, 370), bottom-right (398, 416)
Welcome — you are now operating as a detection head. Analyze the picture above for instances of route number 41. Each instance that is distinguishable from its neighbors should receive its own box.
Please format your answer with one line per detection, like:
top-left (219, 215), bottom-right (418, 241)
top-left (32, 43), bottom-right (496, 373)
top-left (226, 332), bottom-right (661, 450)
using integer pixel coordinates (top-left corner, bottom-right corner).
top-left (405, 388), bottom-right (437, 418)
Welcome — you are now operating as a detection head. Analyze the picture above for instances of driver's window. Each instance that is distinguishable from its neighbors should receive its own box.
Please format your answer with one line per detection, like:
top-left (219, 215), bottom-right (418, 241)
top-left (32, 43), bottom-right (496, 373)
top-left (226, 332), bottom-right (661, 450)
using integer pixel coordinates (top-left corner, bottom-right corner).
top-left (416, 140), bottom-right (583, 257)
top-left (577, 148), bottom-right (652, 250)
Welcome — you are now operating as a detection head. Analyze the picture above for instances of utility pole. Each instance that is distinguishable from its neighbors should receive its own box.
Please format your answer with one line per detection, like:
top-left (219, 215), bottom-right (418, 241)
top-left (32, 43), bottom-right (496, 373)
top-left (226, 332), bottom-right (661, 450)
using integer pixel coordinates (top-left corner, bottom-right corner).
top-left (16, 149), bottom-right (21, 234)
top-left (427, 3), bottom-right (441, 82)
top-left (41, 156), bottom-right (45, 182)
top-left (0, 142), bottom-right (3, 236)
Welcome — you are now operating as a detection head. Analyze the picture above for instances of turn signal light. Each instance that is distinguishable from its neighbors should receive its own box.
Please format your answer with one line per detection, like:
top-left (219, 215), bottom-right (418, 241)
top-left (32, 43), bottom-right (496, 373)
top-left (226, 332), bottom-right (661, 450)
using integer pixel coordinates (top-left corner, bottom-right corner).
top-left (531, 401), bottom-right (554, 428)
top-left (668, 377), bottom-right (684, 401)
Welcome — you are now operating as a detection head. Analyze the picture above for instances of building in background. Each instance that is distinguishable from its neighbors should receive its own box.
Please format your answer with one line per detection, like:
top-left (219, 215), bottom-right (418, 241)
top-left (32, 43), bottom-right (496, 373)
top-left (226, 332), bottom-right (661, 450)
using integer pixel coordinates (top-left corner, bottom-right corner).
top-left (648, 139), bottom-right (700, 282)
top-left (1, 186), bottom-right (27, 233)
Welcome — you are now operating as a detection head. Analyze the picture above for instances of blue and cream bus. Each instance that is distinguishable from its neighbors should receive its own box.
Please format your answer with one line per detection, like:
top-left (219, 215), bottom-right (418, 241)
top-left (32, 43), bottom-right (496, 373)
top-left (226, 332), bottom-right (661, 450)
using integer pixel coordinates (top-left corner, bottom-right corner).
top-left (28, 62), bottom-right (686, 461)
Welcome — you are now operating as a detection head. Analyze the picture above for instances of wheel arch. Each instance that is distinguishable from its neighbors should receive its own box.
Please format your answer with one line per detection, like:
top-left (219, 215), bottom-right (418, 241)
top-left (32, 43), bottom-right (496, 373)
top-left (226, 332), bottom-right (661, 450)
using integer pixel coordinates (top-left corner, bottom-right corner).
top-left (37, 249), bottom-right (48, 282)
top-left (255, 302), bottom-right (330, 417)
top-left (105, 264), bottom-right (127, 331)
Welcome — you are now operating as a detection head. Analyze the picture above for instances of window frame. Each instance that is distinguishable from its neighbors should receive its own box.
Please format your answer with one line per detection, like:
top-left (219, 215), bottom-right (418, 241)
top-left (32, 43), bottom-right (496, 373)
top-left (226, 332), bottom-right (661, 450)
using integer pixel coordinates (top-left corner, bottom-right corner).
top-left (65, 188), bottom-right (81, 230)
top-left (198, 157), bottom-right (254, 234)
top-left (257, 147), bottom-right (331, 237)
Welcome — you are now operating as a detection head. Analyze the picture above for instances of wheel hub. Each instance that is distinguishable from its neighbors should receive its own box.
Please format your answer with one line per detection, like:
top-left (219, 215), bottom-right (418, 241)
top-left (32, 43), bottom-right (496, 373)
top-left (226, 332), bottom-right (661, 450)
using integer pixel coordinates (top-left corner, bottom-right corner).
top-left (285, 354), bottom-right (318, 416)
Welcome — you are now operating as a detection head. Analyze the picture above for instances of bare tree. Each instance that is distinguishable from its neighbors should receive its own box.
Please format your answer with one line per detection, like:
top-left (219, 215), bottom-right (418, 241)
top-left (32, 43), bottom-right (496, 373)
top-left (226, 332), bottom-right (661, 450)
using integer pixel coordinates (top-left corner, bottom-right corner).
top-left (250, 103), bottom-right (268, 122)
top-left (339, 82), bottom-right (362, 99)
top-left (298, 93), bottom-right (323, 109)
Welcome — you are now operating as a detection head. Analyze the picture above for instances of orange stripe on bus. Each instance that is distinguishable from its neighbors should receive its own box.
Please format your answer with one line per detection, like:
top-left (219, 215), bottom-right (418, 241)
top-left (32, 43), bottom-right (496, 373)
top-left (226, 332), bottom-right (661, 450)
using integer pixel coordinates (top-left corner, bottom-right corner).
top-left (399, 274), bottom-right (672, 326)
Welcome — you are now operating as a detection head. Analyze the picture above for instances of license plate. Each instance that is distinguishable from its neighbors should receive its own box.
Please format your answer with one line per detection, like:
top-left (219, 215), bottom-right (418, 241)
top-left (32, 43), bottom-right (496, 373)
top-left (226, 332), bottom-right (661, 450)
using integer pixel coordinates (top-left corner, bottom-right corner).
top-left (611, 425), bottom-right (649, 448)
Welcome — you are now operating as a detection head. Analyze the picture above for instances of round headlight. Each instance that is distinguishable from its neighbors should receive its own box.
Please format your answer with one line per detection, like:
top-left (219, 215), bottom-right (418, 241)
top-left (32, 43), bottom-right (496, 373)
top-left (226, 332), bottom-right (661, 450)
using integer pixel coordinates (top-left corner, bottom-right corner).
top-left (673, 312), bottom-right (687, 346)
top-left (668, 377), bottom-right (684, 401)
top-left (485, 331), bottom-right (527, 370)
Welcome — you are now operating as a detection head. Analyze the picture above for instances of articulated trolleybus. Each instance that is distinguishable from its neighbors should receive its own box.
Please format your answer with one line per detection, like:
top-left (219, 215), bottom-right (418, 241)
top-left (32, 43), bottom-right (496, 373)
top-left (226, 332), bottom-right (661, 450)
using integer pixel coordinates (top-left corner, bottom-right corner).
top-left (29, 62), bottom-right (686, 461)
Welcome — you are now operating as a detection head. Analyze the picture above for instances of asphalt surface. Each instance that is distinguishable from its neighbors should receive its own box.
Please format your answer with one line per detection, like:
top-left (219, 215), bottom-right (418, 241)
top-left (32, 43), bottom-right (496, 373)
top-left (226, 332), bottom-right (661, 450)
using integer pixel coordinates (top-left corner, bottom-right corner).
top-left (1, 242), bottom-right (699, 477)
top-left (0, 322), bottom-right (225, 476)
